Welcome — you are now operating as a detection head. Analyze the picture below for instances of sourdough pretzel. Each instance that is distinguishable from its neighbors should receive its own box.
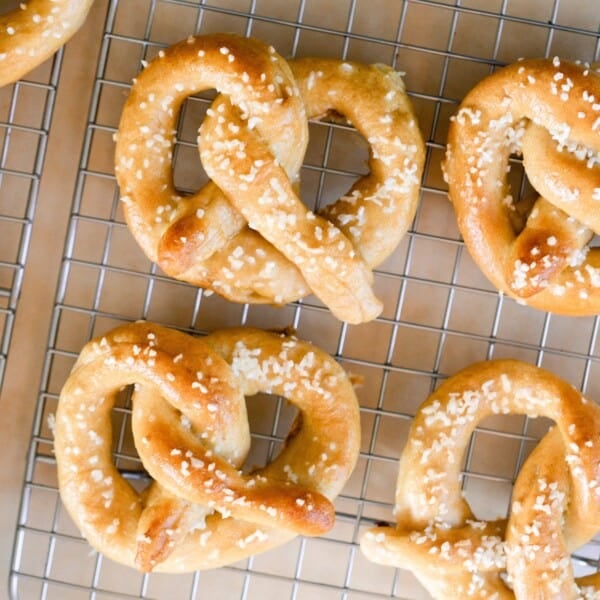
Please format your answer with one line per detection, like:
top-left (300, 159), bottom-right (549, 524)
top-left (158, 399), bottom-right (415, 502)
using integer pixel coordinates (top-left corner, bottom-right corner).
top-left (444, 58), bottom-right (600, 315)
top-left (55, 321), bottom-right (360, 572)
top-left (360, 360), bottom-right (600, 598)
top-left (0, 0), bottom-right (93, 87)
top-left (115, 34), bottom-right (425, 324)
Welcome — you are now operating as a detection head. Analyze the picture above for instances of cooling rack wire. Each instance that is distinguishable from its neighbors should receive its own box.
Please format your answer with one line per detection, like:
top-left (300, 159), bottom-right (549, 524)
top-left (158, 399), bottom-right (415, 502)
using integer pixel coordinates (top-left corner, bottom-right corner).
top-left (5, 0), bottom-right (600, 598)
top-left (0, 40), bottom-right (62, 389)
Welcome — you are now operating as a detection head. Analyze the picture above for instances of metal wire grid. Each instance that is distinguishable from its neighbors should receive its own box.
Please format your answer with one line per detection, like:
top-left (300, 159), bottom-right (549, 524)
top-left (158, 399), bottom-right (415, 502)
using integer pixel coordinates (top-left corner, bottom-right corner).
top-left (0, 48), bottom-right (63, 389)
top-left (8, 0), bottom-right (600, 598)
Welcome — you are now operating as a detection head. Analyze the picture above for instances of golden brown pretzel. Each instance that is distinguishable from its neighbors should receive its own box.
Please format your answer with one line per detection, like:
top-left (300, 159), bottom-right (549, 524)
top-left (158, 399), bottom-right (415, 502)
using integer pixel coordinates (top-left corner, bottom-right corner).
top-left (0, 0), bottom-right (93, 87)
top-left (54, 321), bottom-right (360, 572)
top-left (114, 33), bottom-right (425, 324)
top-left (360, 360), bottom-right (600, 598)
top-left (444, 58), bottom-right (600, 315)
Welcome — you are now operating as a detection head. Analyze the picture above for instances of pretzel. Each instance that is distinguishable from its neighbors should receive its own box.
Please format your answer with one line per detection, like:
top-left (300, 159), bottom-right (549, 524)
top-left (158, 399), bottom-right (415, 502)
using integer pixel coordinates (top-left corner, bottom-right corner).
top-left (54, 321), bottom-right (360, 572)
top-left (0, 0), bottom-right (94, 87)
top-left (114, 33), bottom-right (425, 324)
top-left (360, 360), bottom-right (600, 598)
top-left (444, 58), bottom-right (600, 315)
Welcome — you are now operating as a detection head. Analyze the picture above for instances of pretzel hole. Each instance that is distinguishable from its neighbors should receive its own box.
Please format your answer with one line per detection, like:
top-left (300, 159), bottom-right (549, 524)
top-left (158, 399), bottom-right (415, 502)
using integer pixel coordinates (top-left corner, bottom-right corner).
top-left (242, 391), bottom-right (300, 473)
top-left (504, 154), bottom-right (539, 234)
top-left (109, 385), bottom-right (147, 486)
top-left (302, 118), bottom-right (369, 213)
top-left (171, 93), bottom-right (216, 193)
top-left (458, 414), bottom-right (548, 521)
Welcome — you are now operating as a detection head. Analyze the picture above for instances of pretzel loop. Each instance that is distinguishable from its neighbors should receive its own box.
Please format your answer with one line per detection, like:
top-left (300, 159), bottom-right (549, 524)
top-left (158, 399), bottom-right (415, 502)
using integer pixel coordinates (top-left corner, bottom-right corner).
top-left (55, 322), bottom-right (360, 573)
top-left (115, 34), bottom-right (310, 299)
top-left (444, 58), bottom-right (600, 314)
top-left (360, 360), bottom-right (600, 599)
top-left (0, 0), bottom-right (94, 87)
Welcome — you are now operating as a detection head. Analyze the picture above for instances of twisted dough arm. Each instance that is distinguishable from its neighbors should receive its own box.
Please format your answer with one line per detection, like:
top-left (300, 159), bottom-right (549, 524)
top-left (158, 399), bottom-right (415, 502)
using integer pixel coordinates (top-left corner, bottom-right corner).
top-left (199, 92), bottom-right (382, 324)
top-left (506, 427), bottom-right (600, 599)
top-left (196, 58), bottom-right (424, 322)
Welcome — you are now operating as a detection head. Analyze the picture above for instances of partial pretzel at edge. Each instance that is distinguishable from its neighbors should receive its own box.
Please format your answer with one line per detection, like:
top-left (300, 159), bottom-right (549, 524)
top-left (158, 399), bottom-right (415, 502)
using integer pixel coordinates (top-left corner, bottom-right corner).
top-left (0, 0), bottom-right (94, 87)
top-left (360, 359), bottom-right (600, 598)
top-left (444, 57), bottom-right (600, 315)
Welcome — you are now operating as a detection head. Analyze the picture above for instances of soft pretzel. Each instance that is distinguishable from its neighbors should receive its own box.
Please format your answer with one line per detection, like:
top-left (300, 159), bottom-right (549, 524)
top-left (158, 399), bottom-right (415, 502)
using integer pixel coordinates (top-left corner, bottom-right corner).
top-left (360, 360), bottom-right (600, 598)
top-left (54, 321), bottom-right (360, 572)
top-left (114, 33), bottom-right (425, 324)
top-left (0, 0), bottom-right (93, 87)
top-left (444, 58), bottom-right (600, 315)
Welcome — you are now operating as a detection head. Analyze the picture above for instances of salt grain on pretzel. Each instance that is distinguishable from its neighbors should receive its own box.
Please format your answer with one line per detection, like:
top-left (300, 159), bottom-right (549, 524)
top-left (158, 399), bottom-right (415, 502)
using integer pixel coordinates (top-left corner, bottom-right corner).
top-left (360, 360), bottom-right (600, 598)
top-left (0, 0), bottom-right (93, 87)
top-left (115, 34), bottom-right (425, 324)
top-left (444, 58), bottom-right (600, 314)
top-left (55, 322), bottom-right (360, 572)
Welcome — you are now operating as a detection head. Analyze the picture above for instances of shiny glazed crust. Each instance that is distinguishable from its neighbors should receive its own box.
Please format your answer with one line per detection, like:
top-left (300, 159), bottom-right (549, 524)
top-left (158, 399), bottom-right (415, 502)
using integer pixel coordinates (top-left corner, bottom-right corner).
top-left (0, 0), bottom-right (94, 87)
top-left (54, 322), bottom-right (361, 572)
top-left (360, 359), bottom-right (600, 598)
top-left (444, 57), bottom-right (600, 315)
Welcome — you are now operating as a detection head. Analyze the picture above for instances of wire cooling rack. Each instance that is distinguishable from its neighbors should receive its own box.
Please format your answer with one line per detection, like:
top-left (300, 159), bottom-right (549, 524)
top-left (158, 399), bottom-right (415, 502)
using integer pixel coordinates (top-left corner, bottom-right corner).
top-left (0, 44), bottom-right (62, 389)
top-left (8, 0), bottom-right (600, 598)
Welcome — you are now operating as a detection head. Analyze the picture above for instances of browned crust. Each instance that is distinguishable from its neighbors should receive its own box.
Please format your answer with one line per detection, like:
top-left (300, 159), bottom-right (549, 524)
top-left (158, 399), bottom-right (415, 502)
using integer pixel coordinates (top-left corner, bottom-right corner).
top-left (444, 58), bottom-right (600, 315)
top-left (55, 321), bottom-right (361, 572)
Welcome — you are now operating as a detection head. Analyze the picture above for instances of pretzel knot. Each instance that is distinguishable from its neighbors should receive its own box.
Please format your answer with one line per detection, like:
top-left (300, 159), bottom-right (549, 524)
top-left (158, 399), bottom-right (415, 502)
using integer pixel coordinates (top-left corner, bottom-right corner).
top-left (0, 1), bottom-right (94, 87)
top-left (54, 322), bottom-right (360, 573)
top-left (114, 33), bottom-right (425, 324)
top-left (360, 360), bottom-right (600, 599)
top-left (444, 58), bottom-right (600, 315)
